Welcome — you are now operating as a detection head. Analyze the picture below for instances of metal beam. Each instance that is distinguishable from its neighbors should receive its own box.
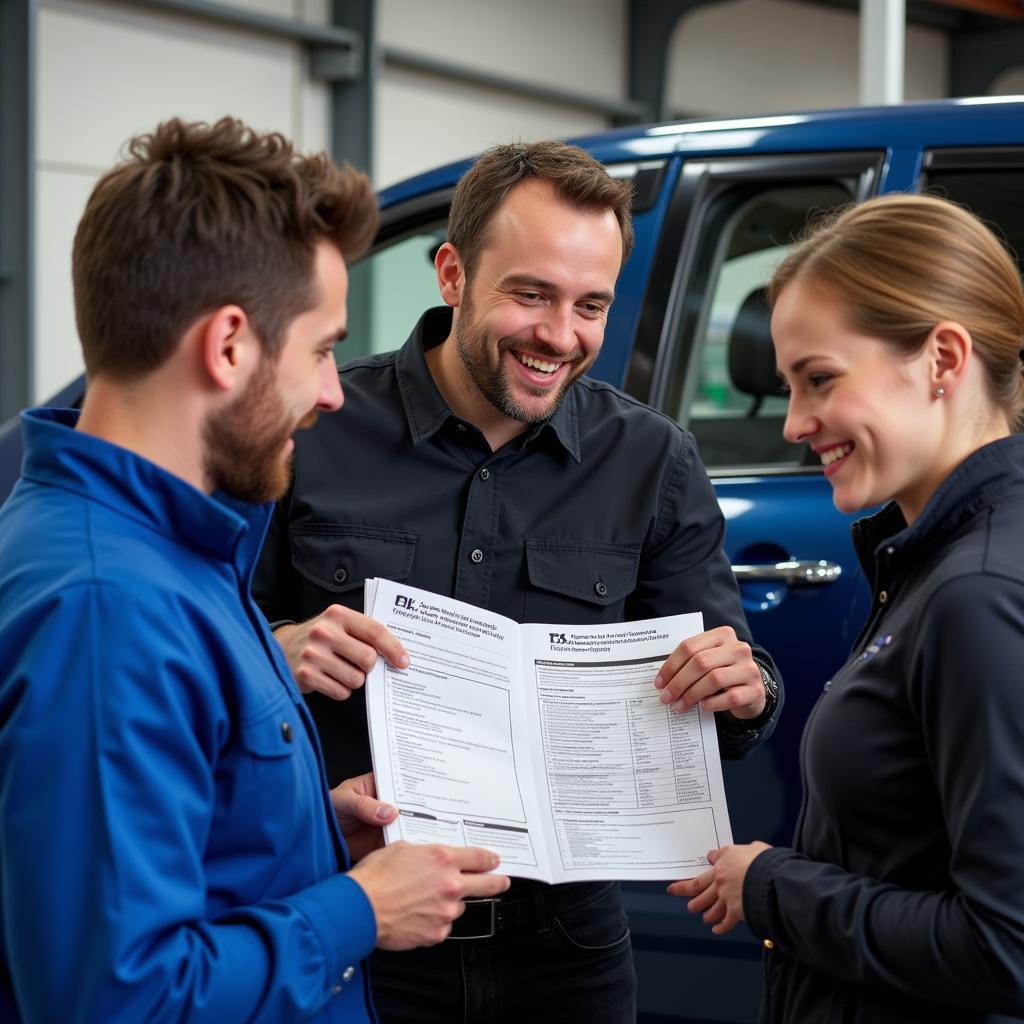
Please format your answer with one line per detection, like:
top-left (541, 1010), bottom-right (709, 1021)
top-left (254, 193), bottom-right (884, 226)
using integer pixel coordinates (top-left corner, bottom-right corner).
top-left (627, 0), bottom-right (722, 124)
top-left (384, 46), bottom-right (650, 124)
top-left (132, 0), bottom-right (360, 78)
top-left (860, 0), bottom-right (906, 104)
top-left (330, 0), bottom-right (375, 360)
top-left (0, 0), bottom-right (35, 420)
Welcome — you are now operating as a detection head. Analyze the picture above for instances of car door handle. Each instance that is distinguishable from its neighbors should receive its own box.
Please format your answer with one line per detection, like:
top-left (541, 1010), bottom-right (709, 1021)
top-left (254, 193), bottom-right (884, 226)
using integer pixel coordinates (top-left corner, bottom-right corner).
top-left (731, 559), bottom-right (842, 585)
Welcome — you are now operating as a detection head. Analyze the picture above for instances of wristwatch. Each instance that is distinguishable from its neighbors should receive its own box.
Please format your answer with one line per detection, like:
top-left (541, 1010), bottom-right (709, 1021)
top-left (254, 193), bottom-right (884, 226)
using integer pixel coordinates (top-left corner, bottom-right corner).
top-left (756, 660), bottom-right (779, 720)
top-left (718, 660), bottom-right (778, 733)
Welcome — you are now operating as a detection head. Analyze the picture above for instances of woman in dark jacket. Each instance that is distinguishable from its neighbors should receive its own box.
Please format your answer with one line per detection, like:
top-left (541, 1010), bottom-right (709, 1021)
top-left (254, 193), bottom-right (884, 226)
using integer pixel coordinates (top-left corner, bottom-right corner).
top-left (671, 194), bottom-right (1024, 1023)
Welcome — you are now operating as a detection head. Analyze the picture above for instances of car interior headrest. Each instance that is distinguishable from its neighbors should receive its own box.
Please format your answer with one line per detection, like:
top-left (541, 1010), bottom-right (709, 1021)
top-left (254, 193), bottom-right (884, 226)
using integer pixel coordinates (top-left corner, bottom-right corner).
top-left (727, 287), bottom-right (780, 401)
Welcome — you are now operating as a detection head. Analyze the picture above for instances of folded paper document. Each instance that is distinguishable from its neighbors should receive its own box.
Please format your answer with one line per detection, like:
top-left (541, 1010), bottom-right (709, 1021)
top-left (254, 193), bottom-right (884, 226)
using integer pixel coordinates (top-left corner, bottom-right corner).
top-left (365, 578), bottom-right (733, 882)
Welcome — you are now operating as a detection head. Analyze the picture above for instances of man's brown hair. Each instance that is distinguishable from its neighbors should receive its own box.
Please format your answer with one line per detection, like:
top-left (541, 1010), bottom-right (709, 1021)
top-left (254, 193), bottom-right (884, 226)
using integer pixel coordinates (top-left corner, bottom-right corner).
top-left (446, 140), bottom-right (634, 278)
top-left (72, 117), bottom-right (379, 378)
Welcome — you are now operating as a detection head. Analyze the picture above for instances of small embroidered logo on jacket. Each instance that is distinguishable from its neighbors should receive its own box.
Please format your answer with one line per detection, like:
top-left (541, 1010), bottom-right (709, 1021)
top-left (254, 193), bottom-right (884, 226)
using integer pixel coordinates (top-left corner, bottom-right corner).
top-left (859, 634), bottom-right (893, 660)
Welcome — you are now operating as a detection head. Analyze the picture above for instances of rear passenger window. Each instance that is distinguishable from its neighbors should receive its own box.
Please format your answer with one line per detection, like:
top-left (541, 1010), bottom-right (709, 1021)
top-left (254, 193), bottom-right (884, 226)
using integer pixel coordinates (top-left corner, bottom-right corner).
top-left (639, 154), bottom-right (882, 472)
top-left (921, 149), bottom-right (1024, 277)
top-left (675, 184), bottom-right (849, 469)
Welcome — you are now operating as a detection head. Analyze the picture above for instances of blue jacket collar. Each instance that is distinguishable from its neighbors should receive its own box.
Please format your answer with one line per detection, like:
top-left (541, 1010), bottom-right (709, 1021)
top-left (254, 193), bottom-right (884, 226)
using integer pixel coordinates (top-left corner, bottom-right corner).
top-left (20, 407), bottom-right (272, 572)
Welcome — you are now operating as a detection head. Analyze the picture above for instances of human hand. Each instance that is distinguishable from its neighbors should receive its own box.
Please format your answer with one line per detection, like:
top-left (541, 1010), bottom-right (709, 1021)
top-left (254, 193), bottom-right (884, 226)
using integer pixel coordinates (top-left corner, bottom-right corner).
top-left (274, 605), bottom-right (409, 699)
top-left (653, 626), bottom-right (766, 719)
top-left (330, 772), bottom-right (397, 863)
top-left (348, 842), bottom-right (511, 949)
top-left (667, 841), bottom-right (772, 934)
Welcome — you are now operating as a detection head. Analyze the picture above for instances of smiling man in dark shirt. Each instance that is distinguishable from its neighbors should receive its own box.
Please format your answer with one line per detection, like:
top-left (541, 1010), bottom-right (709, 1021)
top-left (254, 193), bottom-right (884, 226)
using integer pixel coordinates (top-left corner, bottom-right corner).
top-left (254, 140), bottom-right (782, 1024)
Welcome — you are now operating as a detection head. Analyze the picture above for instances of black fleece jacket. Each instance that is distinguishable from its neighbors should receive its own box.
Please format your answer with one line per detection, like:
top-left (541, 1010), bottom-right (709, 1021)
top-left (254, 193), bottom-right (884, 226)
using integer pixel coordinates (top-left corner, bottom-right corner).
top-left (744, 433), bottom-right (1024, 1024)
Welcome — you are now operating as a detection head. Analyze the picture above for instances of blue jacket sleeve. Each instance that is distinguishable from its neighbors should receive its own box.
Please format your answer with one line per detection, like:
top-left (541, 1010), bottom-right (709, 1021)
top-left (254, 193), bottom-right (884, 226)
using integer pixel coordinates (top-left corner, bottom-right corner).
top-left (0, 583), bottom-right (376, 1023)
top-left (743, 572), bottom-right (1024, 1015)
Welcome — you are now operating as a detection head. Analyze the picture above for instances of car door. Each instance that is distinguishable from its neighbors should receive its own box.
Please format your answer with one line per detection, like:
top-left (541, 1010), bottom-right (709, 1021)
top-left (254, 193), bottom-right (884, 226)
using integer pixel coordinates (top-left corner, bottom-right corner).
top-left (611, 151), bottom-right (885, 1023)
top-left (631, 152), bottom-right (883, 843)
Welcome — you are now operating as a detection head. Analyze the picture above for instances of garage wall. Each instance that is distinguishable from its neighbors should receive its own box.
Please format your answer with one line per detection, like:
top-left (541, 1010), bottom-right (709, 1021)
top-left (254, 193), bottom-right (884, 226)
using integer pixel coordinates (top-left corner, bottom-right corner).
top-left (375, 0), bottom-right (623, 186)
top-left (664, 0), bottom-right (948, 116)
top-left (24, 0), bottom-right (1005, 402)
top-left (33, 0), bottom-right (331, 401)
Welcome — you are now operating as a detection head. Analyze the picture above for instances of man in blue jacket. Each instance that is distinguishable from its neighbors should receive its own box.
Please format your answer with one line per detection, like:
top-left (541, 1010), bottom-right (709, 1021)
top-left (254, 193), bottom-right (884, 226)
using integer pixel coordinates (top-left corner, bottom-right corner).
top-left (0, 117), bottom-right (509, 1024)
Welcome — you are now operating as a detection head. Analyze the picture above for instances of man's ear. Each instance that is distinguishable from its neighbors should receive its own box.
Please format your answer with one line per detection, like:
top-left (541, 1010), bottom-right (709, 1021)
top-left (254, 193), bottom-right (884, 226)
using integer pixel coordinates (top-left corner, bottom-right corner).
top-left (201, 305), bottom-right (259, 392)
top-left (927, 320), bottom-right (971, 399)
top-left (435, 242), bottom-right (466, 308)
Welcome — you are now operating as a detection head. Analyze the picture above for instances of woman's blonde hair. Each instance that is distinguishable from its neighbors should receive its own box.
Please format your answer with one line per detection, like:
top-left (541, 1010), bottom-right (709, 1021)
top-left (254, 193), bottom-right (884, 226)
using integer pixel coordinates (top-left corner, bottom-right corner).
top-left (769, 193), bottom-right (1024, 426)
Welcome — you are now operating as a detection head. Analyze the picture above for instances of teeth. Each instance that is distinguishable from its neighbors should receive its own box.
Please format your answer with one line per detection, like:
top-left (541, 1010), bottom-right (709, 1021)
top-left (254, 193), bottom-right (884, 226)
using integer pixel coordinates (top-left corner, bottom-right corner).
top-left (820, 443), bottom-right (853, 467)
top-left (516, 352), bottom-right (560, 374)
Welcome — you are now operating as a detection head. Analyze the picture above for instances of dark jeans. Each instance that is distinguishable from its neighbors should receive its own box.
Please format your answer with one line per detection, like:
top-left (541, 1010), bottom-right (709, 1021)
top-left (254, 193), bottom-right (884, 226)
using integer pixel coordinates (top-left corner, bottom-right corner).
top-left (369, 880), bottom-right (636, 1024)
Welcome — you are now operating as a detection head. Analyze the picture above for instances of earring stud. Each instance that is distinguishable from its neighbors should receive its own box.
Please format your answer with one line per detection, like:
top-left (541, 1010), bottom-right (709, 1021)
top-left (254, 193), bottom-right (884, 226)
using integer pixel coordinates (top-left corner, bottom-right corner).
top-left (936, 386), bottom-right (946, 398)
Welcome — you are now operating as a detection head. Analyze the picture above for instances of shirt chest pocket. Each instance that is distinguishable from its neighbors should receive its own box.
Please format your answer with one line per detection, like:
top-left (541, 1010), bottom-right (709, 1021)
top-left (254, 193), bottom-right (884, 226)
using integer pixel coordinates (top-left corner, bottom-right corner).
top-left (223, 698), bottom-right (310, 842)
top-left (523, 538), bottom-right (641, 625)
top-left (289, 523), bottom-right (418, 598)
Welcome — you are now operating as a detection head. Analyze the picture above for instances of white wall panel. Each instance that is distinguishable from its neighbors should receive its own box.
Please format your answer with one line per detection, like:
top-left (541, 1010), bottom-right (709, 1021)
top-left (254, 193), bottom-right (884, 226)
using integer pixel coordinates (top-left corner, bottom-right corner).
top-left (376, 67), bottom-right (608, 189)
top-left (33, 0), bottom-right (330, 400)
top-left (378, 0), bottom-right (627, 103)
top-left (664, 0), bottom-right (947, 116)
top-left (38, 0), bottom-right (305, 168)
top-left (34, 169), bottom-right (95, 402)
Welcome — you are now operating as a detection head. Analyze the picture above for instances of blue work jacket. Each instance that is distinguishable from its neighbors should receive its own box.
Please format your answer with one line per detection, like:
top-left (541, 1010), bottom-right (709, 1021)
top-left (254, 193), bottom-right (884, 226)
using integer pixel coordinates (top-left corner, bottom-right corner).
top-left (0, 409), bottom-right (378, 1023)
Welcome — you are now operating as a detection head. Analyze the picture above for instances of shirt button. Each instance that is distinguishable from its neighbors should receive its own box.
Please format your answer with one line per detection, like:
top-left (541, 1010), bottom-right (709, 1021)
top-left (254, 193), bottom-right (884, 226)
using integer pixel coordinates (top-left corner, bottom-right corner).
top-left (333, 567), bottom-right (349, 584)
top-left (594, 581), bottom-right (608, 597)
top-left (281, 721), bottom-right (293, 743)
top-left (470, 548), bottom-right (484, 564)
top-left (332, 985), bottom-right (342, 995)
top-left (878, 590), bottom-right (888, 604)
top-left (763, 938), bottom-right (775, 950)
top-left (456, 423), bottom-right (467, 432)
top-left (341, 966), bottom-right (355, 982)
top-left (885, 546), bottom-right (895, 556)
top-left (479, 468), bottom-right (490, 481)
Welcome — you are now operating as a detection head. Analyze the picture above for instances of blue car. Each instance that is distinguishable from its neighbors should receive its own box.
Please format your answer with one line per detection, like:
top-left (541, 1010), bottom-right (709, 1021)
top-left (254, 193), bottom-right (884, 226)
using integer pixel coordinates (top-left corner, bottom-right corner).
top-left (3, 98), bottom-right (1023, 1022)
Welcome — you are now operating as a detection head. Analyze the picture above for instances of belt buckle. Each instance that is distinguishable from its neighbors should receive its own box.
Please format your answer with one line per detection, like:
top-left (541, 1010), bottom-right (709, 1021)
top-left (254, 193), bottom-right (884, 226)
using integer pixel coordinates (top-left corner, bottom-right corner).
top-left (446, 897), bottom-right (498, 940)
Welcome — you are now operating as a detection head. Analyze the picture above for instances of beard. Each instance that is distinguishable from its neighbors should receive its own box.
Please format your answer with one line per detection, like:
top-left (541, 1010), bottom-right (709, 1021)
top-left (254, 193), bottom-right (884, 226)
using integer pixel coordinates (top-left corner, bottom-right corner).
top-left (453, 287), bottom-right (592, 424)
top-left (202, 356), bottom-right (317, 504)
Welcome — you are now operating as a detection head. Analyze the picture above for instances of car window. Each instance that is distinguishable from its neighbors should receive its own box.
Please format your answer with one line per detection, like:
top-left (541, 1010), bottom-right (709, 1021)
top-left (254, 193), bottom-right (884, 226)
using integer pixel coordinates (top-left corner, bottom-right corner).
top-left (659, 179), bottom-right (859, 471)
top-left (920, 149), bottom-right (1024, 278)
top-left (344, 222), bottom-right (448, 360)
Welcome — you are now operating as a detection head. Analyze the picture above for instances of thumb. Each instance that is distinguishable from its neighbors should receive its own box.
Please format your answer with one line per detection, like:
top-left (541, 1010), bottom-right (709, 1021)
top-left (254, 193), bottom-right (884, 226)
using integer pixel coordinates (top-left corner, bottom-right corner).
top-left (338, 789), bottom-right (397, 825)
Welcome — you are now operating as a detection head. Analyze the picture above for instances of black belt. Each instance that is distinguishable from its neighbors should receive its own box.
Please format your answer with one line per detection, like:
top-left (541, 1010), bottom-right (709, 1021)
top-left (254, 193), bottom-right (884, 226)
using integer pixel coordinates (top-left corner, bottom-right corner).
top-left (447, 890), bottom-right (552, 941)
top-left (446, 881), bottom-right (613, 941)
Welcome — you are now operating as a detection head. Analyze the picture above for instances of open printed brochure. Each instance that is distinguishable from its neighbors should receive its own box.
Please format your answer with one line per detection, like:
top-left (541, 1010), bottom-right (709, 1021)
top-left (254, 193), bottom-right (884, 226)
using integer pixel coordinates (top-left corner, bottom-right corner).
top-left (364, 578), bottom-right (733, 882)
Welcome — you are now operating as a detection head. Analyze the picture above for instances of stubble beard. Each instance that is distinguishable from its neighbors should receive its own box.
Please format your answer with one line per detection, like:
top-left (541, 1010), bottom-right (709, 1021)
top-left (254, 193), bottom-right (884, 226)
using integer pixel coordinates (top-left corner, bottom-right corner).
top-left (202, 356), bottom-right (317, 504)
top-left (453, 287), bottom-right (590, 425)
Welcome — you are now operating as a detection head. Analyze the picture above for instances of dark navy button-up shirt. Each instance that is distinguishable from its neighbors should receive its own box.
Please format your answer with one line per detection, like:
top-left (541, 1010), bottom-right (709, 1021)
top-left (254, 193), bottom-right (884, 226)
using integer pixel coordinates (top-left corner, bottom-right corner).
top-left (255, 307), bottom-right (780, 786)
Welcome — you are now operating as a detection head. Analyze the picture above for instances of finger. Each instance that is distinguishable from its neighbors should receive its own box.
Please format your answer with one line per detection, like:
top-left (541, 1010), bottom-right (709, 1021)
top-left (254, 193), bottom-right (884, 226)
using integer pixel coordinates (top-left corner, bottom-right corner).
top-left (336, 789), bottom-right (397, 825)
top-left (295, 663), bottom-right (355, 701)
top-left (461, 873), bottom-right (512, 898)
top-left (698, 680), bottom-right (765, 715)
top-left (707, 847), bottom-right (722, 863)
top-left (711, 910), bottom-right (741, 935)
top-left (450, 846), bottom-right (503, 873)
top-left (702, 898), bottom-right (727, 925)
top-left (653, 626), bottom-right (736, 690)
top-left (686, 886), bottom-right (718, 914)
top-left (668, 865), bottom-right (714, 900)
top-left (667, 878), bottom-right (700, 898)
top-left (330, 607), bottom-right (410, 669)
top-left (306, 620), bottom-right (381, 679)
top-left (659, 643), bottom-right (750, 706)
